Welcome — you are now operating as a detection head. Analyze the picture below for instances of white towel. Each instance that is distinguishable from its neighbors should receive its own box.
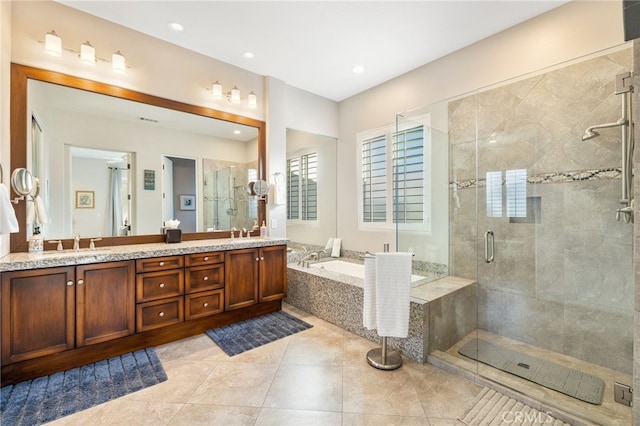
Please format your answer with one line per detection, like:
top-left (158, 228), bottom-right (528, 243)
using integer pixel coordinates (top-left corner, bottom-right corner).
top-left (330, 238), bottom-right (341, 258)
top-left (374, 252), bottom-right (412, 338)
top-left (273, 173), bottom-right (286, 205)
top-left (324, 237), bottom-right (334, 251)
top-left (363, 256), bottom-right (377, 330)
top-left (26, 198), bottom-right (35, 225)
top-left (34, 195), bottom-right (48, 225)
top-left (0, 184), bottom-right (19, 234)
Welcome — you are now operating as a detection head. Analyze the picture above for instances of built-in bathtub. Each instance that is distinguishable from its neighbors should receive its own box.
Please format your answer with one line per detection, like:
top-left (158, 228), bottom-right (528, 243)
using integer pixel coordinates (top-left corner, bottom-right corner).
top-left (309, 259), bottom-right (426, 284)
top-left (285, 257), bottom-right (477, 363)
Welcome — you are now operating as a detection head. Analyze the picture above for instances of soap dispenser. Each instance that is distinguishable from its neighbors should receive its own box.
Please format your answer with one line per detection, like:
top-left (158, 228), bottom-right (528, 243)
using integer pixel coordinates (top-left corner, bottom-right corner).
top-left (29, 225), bottom-right (44, 254)
top-left (260, 221), bottom-right (268, 238)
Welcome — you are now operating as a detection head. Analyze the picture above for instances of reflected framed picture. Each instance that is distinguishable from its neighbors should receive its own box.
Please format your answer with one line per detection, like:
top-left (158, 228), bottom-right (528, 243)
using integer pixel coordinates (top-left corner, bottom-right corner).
top-left (75, 190), bottom-right (95, 209)
top-left (179, 194), bottom-right (196, 211)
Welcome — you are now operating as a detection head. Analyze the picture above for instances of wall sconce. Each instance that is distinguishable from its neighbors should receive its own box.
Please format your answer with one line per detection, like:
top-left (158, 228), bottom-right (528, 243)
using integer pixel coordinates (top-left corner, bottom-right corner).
top-left (210, 81), bottom-right (257, 108)
top-left (45, 30), bottom-right (62, 57)
top-left (41, 31), bottom-right (128, 73)
top-left (80, 41), bottom-right (95, 65)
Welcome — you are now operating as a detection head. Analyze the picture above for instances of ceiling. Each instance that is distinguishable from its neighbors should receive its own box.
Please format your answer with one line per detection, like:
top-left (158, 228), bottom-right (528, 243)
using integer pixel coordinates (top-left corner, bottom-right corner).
top-left (57, 1), bottom-right (568, 102)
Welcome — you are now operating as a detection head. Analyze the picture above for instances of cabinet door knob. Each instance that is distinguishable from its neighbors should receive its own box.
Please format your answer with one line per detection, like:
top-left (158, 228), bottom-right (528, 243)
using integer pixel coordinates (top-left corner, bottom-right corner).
top-left (77, 279), bottom-right (85, 285)
top-left (204, 256), bottom-right (209, 261)
top-left (256, 258), bottom-right (259, 261)
top-left (260, 257), bottom-right (264, 261)
top-left (203, 302), bottom-right (209, 307)
top-left (66, 280), bottom-right (74, 286)
top-left (158, 312), bottom-right (165, 317)
top-left (159, 261), bottom-right (165, 266)
top-left (159, 283), bottom-right (165, 288)
top-left (203, 276), bottom-right (209, 281)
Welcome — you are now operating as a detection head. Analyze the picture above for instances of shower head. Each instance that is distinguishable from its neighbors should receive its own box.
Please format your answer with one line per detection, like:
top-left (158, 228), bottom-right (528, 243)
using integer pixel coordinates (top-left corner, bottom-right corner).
top-left (581, 129), bottom-right (600, 141)
top-left (581, 118), bottom-right (627, 141)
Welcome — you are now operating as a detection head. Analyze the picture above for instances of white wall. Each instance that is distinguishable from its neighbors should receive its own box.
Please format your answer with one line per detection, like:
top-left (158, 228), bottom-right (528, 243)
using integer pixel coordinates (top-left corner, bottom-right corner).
top-left (4, 0), bottom-right (338, 251)
top-left (337, 0), bottom-right (626, 253)
top-left (0, 1), bottom-right (12, 257)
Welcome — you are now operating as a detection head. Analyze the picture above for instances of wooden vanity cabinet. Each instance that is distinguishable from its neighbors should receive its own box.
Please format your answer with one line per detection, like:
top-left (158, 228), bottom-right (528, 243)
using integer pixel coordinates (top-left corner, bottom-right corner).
top-left (185, 252), bottom-right (225, 320)
top-left (225, 245), bottom-right (287, 310)
top-left (135, 255), bottom-right (185, 332)
top-left (1, 261), bottom-right (135, 366)
top-left (76, 262), bottom-right (136, 347)
top-left (258, 245), bottom-right (288, 302)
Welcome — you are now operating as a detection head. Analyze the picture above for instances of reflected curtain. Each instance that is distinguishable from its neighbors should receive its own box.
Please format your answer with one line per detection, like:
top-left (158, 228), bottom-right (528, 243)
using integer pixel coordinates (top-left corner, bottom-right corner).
top-left (105, 168), bottom-right (123, 236)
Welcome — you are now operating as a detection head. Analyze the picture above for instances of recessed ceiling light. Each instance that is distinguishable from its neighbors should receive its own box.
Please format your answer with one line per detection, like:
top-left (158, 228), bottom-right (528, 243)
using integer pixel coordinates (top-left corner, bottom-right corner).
top-left (352, 65), bottom-right (365, 74)
top-left (234, 130), bottom-right (241, 135)
top-left (243, 51), bottom-right (255, 59)
top-left (168, 22), bottom-right (184, 32)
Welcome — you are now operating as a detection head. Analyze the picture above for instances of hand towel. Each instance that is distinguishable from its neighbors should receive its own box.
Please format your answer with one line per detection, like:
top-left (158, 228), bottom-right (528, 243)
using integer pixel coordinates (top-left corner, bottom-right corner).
top-left (331, 238), bottom-right (341, 258)
top-left (324, 237), bottom-right (334, 251)
top-left (0, 184), bottom-right (19, 234)
top-left (34, 195), bottom-right (48, 225)
top-left (374, 252), bottom-right (412, 338)
top-left (272, 173), bottom-right (286, 206)
top-left (26, 198), bottom-right (35, 225)
top-left (363, 256), bottom-right (377, 330)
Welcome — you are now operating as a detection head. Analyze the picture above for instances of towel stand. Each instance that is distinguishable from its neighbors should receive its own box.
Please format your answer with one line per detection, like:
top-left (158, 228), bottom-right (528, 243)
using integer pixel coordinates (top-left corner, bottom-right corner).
top-left (366, 243), bottom-right (403, 370)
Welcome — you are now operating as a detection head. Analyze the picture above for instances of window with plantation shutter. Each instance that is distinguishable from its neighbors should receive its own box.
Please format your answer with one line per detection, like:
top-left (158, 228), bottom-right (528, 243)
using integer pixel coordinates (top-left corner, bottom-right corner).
top-left (361, 134), bottom-right (387, 223)
top-left (287, 152), bottom-right (318, 221)
top-left (394, 126), bottom-right (424, 223)
top-left (358, 122), bottom-right (429, 231)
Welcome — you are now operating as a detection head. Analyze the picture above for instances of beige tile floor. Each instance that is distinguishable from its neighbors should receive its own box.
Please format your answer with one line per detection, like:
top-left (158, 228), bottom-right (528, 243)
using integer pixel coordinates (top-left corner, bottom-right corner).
top-left (49, 303), bottom-right (484, 425)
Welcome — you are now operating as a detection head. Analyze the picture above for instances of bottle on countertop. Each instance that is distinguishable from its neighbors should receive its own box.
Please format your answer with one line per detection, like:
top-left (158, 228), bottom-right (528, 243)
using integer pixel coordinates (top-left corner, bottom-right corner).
top-left (29, 225), bottom-right (44, 254)
top-left (260, 221), bottom-right (268, 238)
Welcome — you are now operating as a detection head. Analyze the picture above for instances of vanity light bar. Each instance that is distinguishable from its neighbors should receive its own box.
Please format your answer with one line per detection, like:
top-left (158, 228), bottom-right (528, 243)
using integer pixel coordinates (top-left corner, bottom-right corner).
top-left (42, 31), bottom-right (128, 73)
top-left (210, 82), bottom-right (257, 108)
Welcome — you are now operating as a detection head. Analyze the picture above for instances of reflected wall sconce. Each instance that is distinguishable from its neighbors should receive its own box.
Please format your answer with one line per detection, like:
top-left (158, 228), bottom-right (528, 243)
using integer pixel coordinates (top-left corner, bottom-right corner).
top-left (42, 30), bottom-right (128, 73)
top-left (210, 81), bottom-right (257, 108)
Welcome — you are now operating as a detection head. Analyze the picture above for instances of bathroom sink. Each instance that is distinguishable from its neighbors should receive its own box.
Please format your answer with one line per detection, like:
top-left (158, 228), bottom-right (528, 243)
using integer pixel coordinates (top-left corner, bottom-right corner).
top-left (43, 248), bottom-right (112, 256)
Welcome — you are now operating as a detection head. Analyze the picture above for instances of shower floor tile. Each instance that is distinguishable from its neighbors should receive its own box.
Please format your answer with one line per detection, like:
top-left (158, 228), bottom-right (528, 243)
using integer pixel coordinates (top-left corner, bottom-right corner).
top-left (434, 329), bottom-right (632, 426)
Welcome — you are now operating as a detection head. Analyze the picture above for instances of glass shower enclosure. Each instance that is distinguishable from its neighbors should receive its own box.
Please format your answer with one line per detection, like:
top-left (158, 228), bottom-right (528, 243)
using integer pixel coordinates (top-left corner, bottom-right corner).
top-left (397, 45), bottom-right (634, 424)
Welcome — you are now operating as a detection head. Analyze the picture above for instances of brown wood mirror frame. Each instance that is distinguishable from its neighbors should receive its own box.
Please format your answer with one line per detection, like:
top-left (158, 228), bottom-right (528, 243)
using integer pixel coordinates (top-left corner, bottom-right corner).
top-left (10, 63), bottom-right (267, 252)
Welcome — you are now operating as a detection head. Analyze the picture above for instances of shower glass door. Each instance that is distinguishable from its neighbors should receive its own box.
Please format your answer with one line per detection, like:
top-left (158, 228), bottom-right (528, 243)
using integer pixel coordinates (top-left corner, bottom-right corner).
top-left (472, 47), bottom-right (634, 423)
top-left (395, 108), bottom-right (449, 279)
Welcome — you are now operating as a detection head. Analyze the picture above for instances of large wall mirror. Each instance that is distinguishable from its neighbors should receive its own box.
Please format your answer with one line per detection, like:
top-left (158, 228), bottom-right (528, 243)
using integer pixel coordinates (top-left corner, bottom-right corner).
top-left (285, 129), bottom-right (337, 249)
top-left (10, 64), bottom-right (266, 252)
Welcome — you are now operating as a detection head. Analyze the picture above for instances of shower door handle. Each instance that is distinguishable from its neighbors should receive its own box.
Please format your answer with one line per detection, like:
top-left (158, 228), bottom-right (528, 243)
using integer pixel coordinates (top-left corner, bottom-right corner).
top-left (484, 231), bottom-right (495, 263)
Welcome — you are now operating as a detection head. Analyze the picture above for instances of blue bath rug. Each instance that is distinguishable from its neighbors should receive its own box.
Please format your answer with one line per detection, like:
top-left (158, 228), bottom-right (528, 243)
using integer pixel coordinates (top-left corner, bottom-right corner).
top-left (205, 310), bottom-right (313, 356)
top-left (0, 348), bottom-right (167, 425)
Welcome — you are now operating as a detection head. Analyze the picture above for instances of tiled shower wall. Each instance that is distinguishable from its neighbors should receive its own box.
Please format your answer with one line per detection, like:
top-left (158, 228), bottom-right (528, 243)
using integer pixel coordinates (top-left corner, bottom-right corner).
top-left (449, 47), bottom-right (634, 375)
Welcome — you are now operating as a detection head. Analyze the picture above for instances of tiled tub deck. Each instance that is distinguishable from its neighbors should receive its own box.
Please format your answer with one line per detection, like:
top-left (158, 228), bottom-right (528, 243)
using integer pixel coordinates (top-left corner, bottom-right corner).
top-left (285, 259), bottom-right (476, 362)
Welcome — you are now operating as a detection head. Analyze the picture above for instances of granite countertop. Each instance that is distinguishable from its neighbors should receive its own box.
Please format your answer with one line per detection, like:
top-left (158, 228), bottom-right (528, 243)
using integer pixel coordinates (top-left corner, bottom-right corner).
top-left (0, 237), bottom-right (289, 272)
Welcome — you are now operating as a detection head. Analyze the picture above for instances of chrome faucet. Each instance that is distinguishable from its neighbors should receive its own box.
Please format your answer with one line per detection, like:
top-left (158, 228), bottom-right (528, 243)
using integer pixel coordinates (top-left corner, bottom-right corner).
top-left (73, 234), bottom-right (80, 251)
top-left (297, 251), bottom-right (319, 267)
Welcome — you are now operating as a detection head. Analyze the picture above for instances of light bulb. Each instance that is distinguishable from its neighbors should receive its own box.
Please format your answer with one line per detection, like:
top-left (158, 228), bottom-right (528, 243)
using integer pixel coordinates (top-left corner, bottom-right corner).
top-left (212, 81), bottom-right (223, 99)
top-left (248, 91), bottom-right (257, 108)
top-left (230, 86), bottom-right (241, 104)
top-left (45, 30), bottom-right (62, 57)
top-left (80, 41), bottom-right (95, 65)
top-left (112, 51), bottom-right (126, 73)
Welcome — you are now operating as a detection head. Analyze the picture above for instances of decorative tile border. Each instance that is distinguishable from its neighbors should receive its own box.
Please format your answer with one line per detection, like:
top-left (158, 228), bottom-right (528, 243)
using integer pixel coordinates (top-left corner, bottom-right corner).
top-left (451, 168), bottom-right (621, 189)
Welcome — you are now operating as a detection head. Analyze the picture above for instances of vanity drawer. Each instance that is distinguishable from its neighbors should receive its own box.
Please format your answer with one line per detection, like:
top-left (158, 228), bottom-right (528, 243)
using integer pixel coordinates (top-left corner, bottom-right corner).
top-left (185, 264), bottom-right (224, 293)
top-left (185, 252), bottom-right (224, 267)
top-left (185, 289), bottom-right (224, 320)
top-left (136, 256), bottom-right (184, 273)
top-left (136, 296), bottom-right (184, 332)
top-left (136, 270), bottom-right (184, 302)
